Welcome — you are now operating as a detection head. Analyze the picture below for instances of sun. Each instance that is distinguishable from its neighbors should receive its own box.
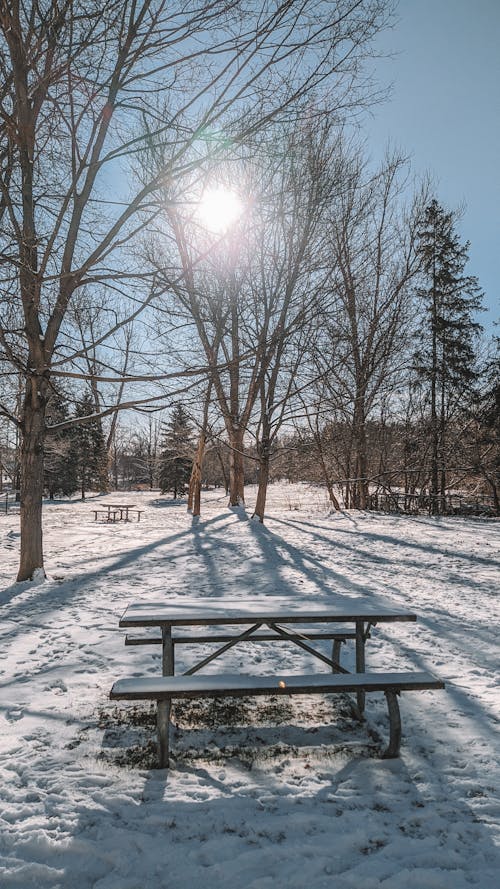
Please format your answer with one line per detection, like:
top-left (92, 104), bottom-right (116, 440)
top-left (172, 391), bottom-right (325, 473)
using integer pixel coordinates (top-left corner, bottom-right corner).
top-left (197, 186), bottom-right (243, 233)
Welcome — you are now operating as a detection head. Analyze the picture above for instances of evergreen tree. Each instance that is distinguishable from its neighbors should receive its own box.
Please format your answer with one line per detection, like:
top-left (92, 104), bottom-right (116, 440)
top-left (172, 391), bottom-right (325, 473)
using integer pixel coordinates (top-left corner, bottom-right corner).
top-left (44, 391), bottom-right (79, 498)
top-left (72, 391), bottom-right (108, 499)
top-left (158, 404), bottom-right (193, 498)
top-left (414, 199), bottom-right (483, 512)
top-left (470, 336), bottom-right (500, 513)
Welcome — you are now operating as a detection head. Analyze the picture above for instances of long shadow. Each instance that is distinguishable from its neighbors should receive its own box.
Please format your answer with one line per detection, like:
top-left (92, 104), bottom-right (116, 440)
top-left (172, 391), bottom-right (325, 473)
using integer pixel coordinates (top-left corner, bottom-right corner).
top-left (252, 515), bottom-right (500, 734)
top-left (2, 505), bottom-right (499, 886)
top-left (0, 701), bottom-right (91, 728)
top-left (82, 710), bottom-right (499, 888)
top-left (269, 515), bottom-right (499, 596)
top-left (246, 517), bottom-right (387, 599)
top-left (374, 621), bottom-right (500, 749)
top-left (1, 510), bottom-right (292, 662)
top-left (279, 513), bottom-right (500, 571)
top-left (0, 515), bottom-right (227, 614)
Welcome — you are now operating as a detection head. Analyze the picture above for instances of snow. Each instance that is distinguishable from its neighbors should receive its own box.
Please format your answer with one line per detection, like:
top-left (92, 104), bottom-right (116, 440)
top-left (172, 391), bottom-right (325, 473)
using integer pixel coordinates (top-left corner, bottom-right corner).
top-left (111, 672), bottom-right (442, 697)
top-left (0, 485), bottom-right (499, 888)
top-left (120, 597), bottom-right (416, 621)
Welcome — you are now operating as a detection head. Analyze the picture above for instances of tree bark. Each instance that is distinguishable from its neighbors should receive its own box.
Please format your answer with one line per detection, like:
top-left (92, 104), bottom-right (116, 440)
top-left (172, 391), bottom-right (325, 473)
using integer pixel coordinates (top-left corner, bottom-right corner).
top-left (228, 428), bottom-right (245, 506)
top-left (253, 448), bottom-right (270, 522)
top-left (188, 431), bottom-right (205, 516)
top-left (17, 379), bottom-right (48, 581)
top-left (429, 250), bottom-right (440, 514)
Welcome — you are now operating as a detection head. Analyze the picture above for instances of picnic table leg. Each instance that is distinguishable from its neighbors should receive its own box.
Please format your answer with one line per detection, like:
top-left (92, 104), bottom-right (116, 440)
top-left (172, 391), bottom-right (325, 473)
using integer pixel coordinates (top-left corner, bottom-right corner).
top-left (157, 699), bottom-right (170, 767)
top-left (383, 690), bottom-right (401, 758)
top-left (332, 638), bottom-right (343, 672)
top-left (158, 626), bottom-right (174, 767)
top-left (355, 620), bottom-right (365, 717)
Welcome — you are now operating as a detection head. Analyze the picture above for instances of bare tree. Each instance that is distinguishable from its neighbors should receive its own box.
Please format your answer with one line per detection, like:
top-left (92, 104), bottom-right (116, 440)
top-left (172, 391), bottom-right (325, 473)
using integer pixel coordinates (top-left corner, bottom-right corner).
top-left (316, 150), bottom-right (425, 507)
top-left (248, 122), bottom-right (343, 520)
top-left (0, 0), bottom-right (391, 580)
top-left (150, 120), bottom-right (344, 512)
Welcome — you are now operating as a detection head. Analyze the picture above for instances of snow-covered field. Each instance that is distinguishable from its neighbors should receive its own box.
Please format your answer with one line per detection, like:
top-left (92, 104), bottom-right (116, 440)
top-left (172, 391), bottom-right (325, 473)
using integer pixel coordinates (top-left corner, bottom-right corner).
top-left (1, 485), bottom-right (499, 888)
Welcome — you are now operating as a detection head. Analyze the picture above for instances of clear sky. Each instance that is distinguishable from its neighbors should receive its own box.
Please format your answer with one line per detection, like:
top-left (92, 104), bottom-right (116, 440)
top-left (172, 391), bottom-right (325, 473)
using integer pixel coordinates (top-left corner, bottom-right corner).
top-left (364, 0), bottom-right (499, 333)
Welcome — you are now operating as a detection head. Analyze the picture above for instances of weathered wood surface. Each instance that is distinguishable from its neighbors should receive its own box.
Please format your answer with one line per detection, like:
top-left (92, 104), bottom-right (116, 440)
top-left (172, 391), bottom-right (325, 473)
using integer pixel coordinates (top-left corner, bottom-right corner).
top-left (119, 598), bottom-right (417, 628)
top-left (124, 631), bottom-right (357, 645)
top-left (110, 671), bottom-right (444, 700)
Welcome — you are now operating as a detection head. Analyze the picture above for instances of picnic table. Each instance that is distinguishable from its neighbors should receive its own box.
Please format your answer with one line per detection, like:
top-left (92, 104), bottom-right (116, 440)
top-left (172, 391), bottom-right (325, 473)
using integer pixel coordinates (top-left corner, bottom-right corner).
top-left (117, 597), bottom-right (417, 685)
top-left (110, 597), bottom-right (444, 766)
top-left (93, 503), bottom-right (142, 522)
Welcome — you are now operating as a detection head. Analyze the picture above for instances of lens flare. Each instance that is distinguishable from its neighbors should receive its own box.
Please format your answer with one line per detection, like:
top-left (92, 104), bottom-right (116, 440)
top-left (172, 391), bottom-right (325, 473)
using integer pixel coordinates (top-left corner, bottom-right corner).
top-left (198, 187), bottom-right (242, 233)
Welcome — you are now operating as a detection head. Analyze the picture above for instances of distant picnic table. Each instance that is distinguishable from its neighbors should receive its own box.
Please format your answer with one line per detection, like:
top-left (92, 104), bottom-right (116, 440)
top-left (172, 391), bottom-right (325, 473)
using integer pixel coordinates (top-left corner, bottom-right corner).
top-left (93, 503), bottom-right (142, 523)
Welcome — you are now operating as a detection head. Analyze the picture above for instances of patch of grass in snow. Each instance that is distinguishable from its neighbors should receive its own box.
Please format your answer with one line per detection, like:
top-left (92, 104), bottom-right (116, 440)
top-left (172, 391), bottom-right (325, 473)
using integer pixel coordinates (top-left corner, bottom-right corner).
top-left (95, 693), bottom-right (378, 770)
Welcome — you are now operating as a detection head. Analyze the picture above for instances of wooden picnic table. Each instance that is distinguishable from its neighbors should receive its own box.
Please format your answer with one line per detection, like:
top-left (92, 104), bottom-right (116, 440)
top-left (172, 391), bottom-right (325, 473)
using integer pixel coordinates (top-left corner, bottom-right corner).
top-left (112, 597), bottom-right (440, 767)
top-left (119, 597), bottom-right (417, 705)
top-left (94, 503), bottom-right (142, 522)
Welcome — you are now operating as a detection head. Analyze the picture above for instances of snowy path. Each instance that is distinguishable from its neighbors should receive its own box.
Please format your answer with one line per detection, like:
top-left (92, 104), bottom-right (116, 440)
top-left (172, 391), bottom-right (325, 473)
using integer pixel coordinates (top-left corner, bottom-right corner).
top-left (0, 487), bottom-right (499, 888)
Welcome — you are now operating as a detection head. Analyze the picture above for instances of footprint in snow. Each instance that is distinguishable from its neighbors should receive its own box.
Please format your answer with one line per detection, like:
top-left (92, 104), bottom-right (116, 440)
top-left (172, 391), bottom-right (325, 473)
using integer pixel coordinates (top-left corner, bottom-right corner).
top-left (5, 708), bottom-right (24, 722)
top-left (45, 679), bottom-right (68, 693)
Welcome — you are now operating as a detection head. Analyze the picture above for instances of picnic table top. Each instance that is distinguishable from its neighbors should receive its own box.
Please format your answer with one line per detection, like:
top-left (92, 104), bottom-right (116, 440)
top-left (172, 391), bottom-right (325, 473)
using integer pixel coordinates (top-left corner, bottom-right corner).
top-left (119, 597), bottom-right (417, 628)
top-left (103, 503), bottom-right (137, 508)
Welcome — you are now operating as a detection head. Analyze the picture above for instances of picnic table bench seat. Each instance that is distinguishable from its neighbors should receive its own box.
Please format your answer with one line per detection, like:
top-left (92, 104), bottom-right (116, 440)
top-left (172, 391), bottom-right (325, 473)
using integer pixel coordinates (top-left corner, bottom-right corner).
top-left (110, 670), bottom-right (445, 767)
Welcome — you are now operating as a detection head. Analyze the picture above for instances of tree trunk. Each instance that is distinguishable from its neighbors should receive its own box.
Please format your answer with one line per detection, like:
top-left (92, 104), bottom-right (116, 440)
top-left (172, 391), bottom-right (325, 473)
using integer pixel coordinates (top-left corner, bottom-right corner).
top-left (212, 445), bottom-right (229, 496)
top-left (344, 453), bottom-right (352, 509)
top-left (312, 430), bottom-right (340, 510)
top-left (439, 374), bottom-right (447, 513)
top-left (355, 449), bottom-right (368, 509)
top-left (17, 383), bottom-right (47, 582)
top-left (228, 428), bottom-right (245, 506)
top-left (490, 481), bottom-right (500, 516)
top-left (252, 455), bottom-right (269, 522)
top-left (430, 265), bottom-right (440, 514)
top-left (352, 395), bottom-right (368, 509)
top-left (188, 432), bottom-right (205, 516)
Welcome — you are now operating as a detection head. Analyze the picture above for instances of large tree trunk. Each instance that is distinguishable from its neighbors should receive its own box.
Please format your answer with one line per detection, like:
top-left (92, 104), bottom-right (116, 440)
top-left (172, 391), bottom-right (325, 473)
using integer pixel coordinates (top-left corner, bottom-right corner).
top-left (252, 432), bottom-right (271, 522)
top-left (188, 431), bottom-right (206, 516)
top-left (253, 453), bottom-right (269, 522)
top-left (352, 396), bottom-right (368, 509)
top-left (355, 448), bottom-right (368, 509)
top-left (17, 381), bottom-right (48, 582)
top-left (228, 428), bottom-right (245, 506)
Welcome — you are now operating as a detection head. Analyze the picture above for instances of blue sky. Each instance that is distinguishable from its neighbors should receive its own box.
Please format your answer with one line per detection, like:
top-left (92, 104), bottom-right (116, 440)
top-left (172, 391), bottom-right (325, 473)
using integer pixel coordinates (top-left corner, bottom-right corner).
top-left (365, 0), bottom-right (499, 333)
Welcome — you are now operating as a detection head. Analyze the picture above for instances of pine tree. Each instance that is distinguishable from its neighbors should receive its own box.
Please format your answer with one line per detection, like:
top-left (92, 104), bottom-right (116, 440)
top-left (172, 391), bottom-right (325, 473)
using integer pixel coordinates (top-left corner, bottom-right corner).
top-left (471, 337), bottom-right (500, 513)
top-left (414, 199), bottom-right (483, 512)
top-left (44, 391), bottom-right (79, 498)
top-left (72, 391), bottom-right (108, 499)
top-left (158, 404), bottom-right (193, 498)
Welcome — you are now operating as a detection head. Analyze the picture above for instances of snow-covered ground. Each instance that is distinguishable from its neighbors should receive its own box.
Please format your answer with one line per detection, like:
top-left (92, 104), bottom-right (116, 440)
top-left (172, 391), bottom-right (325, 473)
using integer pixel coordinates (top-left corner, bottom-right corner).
top-left (0, 485), bottom-right (499, 888)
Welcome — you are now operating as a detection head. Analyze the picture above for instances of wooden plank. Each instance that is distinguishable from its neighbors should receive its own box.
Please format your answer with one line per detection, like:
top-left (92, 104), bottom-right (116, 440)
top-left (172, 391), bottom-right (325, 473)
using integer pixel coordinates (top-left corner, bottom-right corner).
top-left (124, 631), bottom-right (358, 645)
top-left (110, 671), bottom-right (444, 701)
top-left (119, 598), bottom-right (417, 628)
